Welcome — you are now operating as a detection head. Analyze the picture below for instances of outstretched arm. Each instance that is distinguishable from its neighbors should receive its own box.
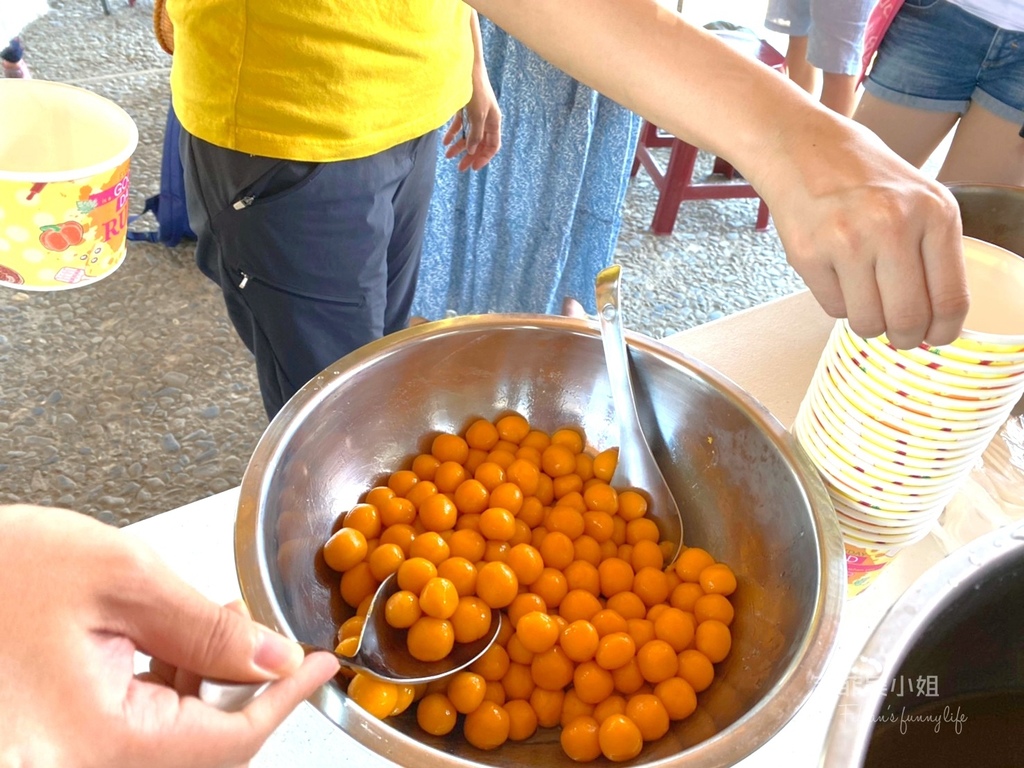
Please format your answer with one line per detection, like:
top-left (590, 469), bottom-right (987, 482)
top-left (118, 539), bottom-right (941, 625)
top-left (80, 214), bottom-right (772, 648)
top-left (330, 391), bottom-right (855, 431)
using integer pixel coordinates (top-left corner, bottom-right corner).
top-left (467, 0), bottom-right (968, 349)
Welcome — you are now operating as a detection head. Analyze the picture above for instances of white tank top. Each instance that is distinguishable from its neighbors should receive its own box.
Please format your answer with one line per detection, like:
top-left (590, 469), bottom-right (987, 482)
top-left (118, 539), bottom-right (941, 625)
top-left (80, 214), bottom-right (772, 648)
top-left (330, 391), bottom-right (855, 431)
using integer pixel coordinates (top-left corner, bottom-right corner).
top-left (946, 0), bottom-right (1024, 32)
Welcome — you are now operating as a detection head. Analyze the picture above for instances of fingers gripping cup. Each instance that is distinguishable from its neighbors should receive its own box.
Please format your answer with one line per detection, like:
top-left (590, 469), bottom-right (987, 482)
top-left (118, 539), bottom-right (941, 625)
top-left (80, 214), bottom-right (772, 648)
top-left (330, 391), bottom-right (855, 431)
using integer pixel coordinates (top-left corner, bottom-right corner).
top-left (795, 237), bottom-right (1024, 598)
top-left (0, 80), bottom-right (138, 290)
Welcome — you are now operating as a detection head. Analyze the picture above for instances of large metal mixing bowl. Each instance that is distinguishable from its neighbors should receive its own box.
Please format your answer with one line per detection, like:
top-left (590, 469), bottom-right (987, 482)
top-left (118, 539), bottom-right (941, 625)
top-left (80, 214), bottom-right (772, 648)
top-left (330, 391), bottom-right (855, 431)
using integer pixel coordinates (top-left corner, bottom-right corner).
top-left (235, 314), bottom-right (844, 767)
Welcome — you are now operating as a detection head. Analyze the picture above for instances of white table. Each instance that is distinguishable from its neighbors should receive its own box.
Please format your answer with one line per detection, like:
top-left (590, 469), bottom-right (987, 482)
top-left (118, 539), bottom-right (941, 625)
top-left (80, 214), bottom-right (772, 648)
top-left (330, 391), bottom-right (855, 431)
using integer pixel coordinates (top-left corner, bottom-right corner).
top-left (126, 290), bottom-right (1008, 767)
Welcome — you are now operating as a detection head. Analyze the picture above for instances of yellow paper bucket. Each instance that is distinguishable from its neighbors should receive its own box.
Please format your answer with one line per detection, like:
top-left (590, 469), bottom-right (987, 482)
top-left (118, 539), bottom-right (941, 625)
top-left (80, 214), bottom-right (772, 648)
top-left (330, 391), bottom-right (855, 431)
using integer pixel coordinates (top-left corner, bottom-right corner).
top-left (0, 79), bottom-right (138, 290)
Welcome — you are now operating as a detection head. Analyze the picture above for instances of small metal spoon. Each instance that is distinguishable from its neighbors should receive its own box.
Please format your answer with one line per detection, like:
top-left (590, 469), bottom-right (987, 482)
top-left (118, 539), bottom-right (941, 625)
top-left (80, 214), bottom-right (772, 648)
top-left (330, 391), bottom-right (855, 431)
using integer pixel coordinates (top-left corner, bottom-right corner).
top-left (199, 573), bottom-right (502, 712)
top-left (595, 264), bottom-right (684, 562)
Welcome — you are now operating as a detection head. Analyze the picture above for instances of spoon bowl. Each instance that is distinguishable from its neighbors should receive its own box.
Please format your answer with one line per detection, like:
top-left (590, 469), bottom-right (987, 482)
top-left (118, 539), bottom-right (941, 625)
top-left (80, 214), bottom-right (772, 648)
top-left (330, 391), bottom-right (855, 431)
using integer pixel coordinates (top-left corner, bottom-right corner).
top-left (200, 573), bottom-right (502, 712)
top-left (595, 264), bottom-right (685, 561)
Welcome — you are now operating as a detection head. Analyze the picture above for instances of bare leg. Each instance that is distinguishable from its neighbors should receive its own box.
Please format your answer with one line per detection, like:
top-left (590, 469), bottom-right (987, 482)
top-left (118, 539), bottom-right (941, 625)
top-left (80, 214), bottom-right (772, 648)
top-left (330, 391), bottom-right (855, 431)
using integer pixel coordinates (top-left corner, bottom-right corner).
top-left (938, 101), bottom-right (1024, 186)
top-left (819, 71), bottom-right (859, 118)
top-left (784, 35), bottom-right (819, 95)
top-left (853, 91), bottom-right (959, 169)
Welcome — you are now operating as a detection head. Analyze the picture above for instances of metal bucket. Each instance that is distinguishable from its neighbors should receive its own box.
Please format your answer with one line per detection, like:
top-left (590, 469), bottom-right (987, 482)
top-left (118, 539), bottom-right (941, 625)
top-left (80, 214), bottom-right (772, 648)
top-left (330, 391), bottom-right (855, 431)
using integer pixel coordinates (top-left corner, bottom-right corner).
top-left (948, 183), bottom-right (1024, 258)
top-left (821, 520), bottom-right (1024, 766)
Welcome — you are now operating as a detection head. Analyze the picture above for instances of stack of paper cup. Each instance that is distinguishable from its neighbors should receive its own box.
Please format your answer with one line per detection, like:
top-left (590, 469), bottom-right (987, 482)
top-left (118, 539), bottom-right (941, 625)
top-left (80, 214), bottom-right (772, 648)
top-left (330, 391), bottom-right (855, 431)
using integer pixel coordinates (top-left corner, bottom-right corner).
top-left (794, 237), bottom-right (1024, 597)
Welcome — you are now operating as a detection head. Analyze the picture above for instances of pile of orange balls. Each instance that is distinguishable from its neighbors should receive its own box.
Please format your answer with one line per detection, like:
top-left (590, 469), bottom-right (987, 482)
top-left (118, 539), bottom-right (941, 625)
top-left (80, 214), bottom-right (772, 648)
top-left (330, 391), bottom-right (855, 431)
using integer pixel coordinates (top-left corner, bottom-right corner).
top-left (322, 413), bottom-right (737, 762)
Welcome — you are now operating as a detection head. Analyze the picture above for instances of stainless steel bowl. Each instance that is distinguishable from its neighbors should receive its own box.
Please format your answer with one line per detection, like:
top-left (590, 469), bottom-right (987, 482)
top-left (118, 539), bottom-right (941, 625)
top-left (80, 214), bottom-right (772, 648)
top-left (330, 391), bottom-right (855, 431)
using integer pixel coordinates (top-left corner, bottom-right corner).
top-left (235, 314), bottom-right (844, 767)
top-left (822, 520), bottom-right (1024, 767)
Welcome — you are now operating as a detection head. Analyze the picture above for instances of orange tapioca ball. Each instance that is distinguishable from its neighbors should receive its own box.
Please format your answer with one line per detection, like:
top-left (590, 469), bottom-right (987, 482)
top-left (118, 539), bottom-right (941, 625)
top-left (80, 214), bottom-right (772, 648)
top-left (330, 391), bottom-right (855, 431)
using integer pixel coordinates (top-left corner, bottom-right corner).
top-left (445, 670), bottom-right (487, 714)
top-left (338, 614), bottom-right (365, 642)
top-left (625, 517), bottom-right (660, 545)
top-left (448, 527), bottom-right (487, 561)
top-left (476, 561), bottom-right (519, 609)
top-left (347, 673), bottom-right (399, 719)
top-left (545, 505), bottom-right (586, 539)
top-left (396, 556), bottom-right (438, 594)
top-left (541, 443), bottom-right (577, 478)
top-left (456, 512), bottom-right (482, 533)
top-left (411, 453), bottom-right (441, 482)
top-left (561, 715), bottom-right (602, 762)
top-left (494, 439), bottom-right (520, 455)
top-left (583, 510), bottom-right (616, 543)
top-left (387, 469), bottom-right (419, 497)
top-left (367, 542), bottom-right (406, 581)
top-left (416, 692), bottom-right (458, 736)
top-left (509, 518), bottom-right (533, 547)
top-left (573, 660), bottom-right (616, 705)
top-left (695, 619), bottom-right (732, 663)
top-left (559, 588), bottom-right (604, 624)
top-left (419, 576), bottom-right (459, 620)
top-left (483, 680), bottom-right (507, 705)
top-left (520, 429), bottom-right (551, 452)
top-left (677, 649), bottom-right (716, 692)
top-left (670, 581), bottom-right (705, 612)
top-left (463, 701), bottom-right (510, 751)
top-left (464, 448), bottom-right (488, 475)
top-left (450, 595), bottom-right (493, 644)
top-left (655, 676), bottom-right (698, 720)
top-left (694, 592), bottom-right (735, 626)
top-left (557, 490), bottom-right (588, 514)
top-left (529, 686), bottom-right (566, 728)
top-left (479, 506), bottom-right (517, 541)
top-left (343, 503), bottom-right (381, 540)
top-left (518, 496), bottom-right (546, 527)
top-left (539, 530), bottom-right (575, 570)
top-left (560, 618), bottom-right (600, 663)
top-left (506, 632), bottom-right (536, 666)
top-left (535, 472), bottom-right (555, 505)
top-left (583, 482), bottom-right (619, 514)
top-left (606, 590), bottom-right (647, 620)
top-left (507, 592), bottom-right (549, 628)
top-left (323, 527), bottom-right (368, 572)
top-left (598, 714), bottom-right (644, 762)
top-left (625, 692), bottom-right (671, 741)
top-left (617, 544), bottom-right (634, 564)
top-left (465, 418), bottom-right (500, 451)
top-left (595, 630), bottom-right (636, 670)
top-left (391, 684), bottom-right (417, 716)
top-left (530, 566), bottom-right (569, 609)
top-left (501, 662), bottom-right (537, 701)
top-left (530, 524), bottom-right (549, 551)
top-left (384, 589), bottom-right (422, 629)
top-left (471, 643), bottom-right (511, 682)
top-left (379, 496), bottom-right (416, 528)
top-left (611, 657), bottom-right (646, 695)
top-left (483, 540), bottom-right (510, 563)
top-left (629, 539), bottom-right (665, 572)
top-left (572, 536), bottom-right (603, 569)
top-left (593, 694), bottom-right (628, 722)
top-left (653, 607), bottom-right (696, 652)
top-left (626, 617), bottom-right (656, 649)
top-left (436, 556), bottom-right (477, 596)
top-left (617, 490), bottom-right (648, 521)
top-left (364, 485), bottom-right (396, 509)
top-left (560, 689), bottom-right (596, 727)
top-left (486, 449), bottom-right (517, 470)
top-left (637, 639), bottom-right (679, 684)
top-left (339, 561), bottom-right (379, 608)
top-left (516, 610), bottom-right (561, 654)
top-left (496, 413), bottom-right (531, 443)
top-left (515, 445), bottom-right (543, 466)
top-left (505, 459), bottom-right (540, 497)
top-left (598, 557), bottom-right (635, 598)
top-left (552, 473), bottom-right (584, 499)
top-left (699, 562), bottom-right (738, 596)
top-left (575, 452), bottom-right (595, 482)
top-left (433, 460), bottom-right (467, 494)
top-left (551, 427), bottom-right (585, 454)
top-left (591, 608), bottom-right (629, 637)
top-left (530, 645), bottom-right (575, 691)
top-left (592, 447), bottom-right (619, 482)
top-left (673, 546), bottom-right (716, 583)
top-left (645, 603), bottom-right (670, 622)
top-left (408, 531), bottom-right (450, 565)
top-left (489, 482), bottom-right (524, 516)
top-left (417, 493), bottom-right (457, 532)
top-left (474, 461), bottom-right (507, 492)
top-left (406, 616), bottom-right (454, 662)
top-left (610, 515), bottom-right (627, 545)
top-left (431, 432), bottom-right (470, 465)
top-left (506, 542), bottom-right (545, 586)
top-left (504, 698), bottom-right (539, 741)
top-left (404, 479), bottom-right (439, 511)
top-left (633, 566), bottom-right (671, 607)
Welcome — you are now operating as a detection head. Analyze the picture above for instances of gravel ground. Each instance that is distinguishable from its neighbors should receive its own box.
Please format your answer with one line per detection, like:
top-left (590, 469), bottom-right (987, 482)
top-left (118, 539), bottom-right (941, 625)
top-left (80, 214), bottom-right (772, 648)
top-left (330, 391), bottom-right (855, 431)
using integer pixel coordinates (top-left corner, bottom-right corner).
top-left (0, 0), bottom-right (802, 524)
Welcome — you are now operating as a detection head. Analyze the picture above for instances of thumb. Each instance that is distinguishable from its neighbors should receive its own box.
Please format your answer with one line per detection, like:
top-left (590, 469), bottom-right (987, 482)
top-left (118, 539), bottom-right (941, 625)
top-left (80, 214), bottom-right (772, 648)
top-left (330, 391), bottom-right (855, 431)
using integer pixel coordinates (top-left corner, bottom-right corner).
top-left (107, 544), bottom-right (304, 682)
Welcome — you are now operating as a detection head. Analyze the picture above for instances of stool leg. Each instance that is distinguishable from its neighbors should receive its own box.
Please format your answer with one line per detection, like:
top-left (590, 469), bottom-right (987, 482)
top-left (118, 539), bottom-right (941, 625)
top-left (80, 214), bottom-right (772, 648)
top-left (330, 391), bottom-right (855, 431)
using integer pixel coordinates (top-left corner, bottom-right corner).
top-left (755, 199), bottom-right (771, 231)
top-left (651, 140), bottom-right (699, 236)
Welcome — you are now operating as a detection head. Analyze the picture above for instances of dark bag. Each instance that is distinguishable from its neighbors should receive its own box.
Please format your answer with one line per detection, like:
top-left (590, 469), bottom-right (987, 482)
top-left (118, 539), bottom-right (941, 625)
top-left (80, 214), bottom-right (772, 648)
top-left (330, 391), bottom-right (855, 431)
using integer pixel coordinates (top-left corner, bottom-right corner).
top-left (127, 101), bottom-right (196, 247)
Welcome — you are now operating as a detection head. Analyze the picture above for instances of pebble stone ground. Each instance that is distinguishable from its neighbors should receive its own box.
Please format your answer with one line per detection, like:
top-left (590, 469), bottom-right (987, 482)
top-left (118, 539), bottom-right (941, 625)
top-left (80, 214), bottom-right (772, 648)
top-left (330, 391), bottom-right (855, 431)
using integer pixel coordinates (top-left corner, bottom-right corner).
top-left (1, 0), bottom-right (805, 525)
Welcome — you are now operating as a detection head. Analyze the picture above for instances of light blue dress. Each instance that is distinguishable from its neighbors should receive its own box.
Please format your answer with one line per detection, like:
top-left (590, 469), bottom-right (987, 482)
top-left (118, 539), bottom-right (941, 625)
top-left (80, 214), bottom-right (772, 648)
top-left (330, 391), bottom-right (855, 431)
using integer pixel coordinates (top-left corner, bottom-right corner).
top-left (412, 18), bottom-right (643, 318)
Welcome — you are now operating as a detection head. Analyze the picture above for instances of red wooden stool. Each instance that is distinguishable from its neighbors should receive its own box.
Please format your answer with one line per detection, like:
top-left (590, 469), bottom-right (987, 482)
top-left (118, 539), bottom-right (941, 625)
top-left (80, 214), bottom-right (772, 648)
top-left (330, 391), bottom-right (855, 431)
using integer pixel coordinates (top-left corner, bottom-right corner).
top-left (631, 31), bottom-right (786, 235)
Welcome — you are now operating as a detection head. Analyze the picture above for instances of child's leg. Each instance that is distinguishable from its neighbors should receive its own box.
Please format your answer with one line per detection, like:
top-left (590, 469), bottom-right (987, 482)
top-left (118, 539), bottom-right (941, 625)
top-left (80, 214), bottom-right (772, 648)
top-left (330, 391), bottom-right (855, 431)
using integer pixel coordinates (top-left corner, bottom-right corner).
top-left (853, 92), bottom-right (959, 169)
top-left (938, 102), bottom-right (1024, 186)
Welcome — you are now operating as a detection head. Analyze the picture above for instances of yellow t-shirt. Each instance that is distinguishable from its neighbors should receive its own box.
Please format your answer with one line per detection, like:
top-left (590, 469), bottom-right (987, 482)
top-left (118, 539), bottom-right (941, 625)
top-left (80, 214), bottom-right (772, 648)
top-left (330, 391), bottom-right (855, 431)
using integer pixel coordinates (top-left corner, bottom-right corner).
top-left (166, 1), bottom-right (474, 162)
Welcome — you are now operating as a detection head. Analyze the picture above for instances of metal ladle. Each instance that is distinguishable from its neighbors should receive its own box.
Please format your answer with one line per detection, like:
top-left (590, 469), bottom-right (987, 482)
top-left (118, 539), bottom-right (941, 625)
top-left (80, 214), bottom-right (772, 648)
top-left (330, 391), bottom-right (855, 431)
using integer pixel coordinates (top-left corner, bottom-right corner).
top-left (596, 264), bottom-right (684, 562)
top-left (199, 573), bottom-right (502, 712)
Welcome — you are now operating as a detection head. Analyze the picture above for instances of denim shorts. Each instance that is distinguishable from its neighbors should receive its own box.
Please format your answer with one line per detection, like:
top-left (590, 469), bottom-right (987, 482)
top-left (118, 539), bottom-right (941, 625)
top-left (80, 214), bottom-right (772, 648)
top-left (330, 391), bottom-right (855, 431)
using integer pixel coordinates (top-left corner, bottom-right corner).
top-left (765, 0), bottom-right (874, 75)
top-left (865, 0), bottom-right (1024, 123)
